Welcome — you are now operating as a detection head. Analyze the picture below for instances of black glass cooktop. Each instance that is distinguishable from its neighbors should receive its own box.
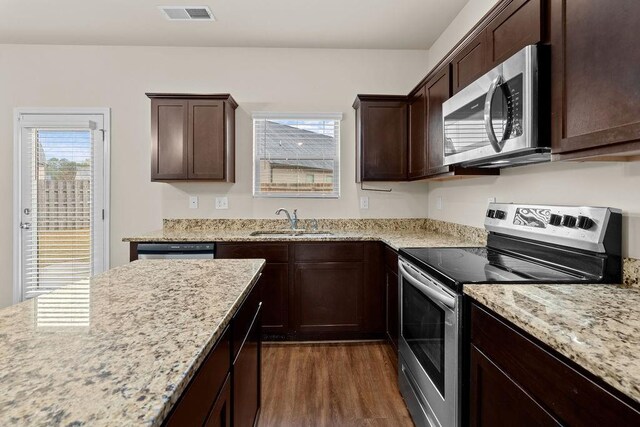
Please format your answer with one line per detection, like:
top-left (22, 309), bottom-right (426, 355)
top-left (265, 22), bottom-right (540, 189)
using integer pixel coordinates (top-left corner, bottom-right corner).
top-left (399, 247), bottom-right (592, 292)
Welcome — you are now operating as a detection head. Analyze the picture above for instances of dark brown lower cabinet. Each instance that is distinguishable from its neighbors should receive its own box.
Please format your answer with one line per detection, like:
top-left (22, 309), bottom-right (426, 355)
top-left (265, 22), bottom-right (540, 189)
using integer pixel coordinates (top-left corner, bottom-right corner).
top-left (470, 346), bottom-right (559, 426)
top-left (293, 262), bottom-right (364, 335)
top-left (258, 263), bottom-right (288, 338)
top-left (133, 241), bottom-right (387, 341)
top-left (469, 300), bottom-right (640, 426)
top-left (384, 246), bottom-right (399, 350)
top-left (233, 304), bottom-right (261, 427)
top-left (163, 282), bottom-right (262, 427)
top-left (165, 328), bottom-right (231, 427)
top-left (216, 243), bottom-right (289, 340)
top-left (205, 375), bottom-right (231, 427)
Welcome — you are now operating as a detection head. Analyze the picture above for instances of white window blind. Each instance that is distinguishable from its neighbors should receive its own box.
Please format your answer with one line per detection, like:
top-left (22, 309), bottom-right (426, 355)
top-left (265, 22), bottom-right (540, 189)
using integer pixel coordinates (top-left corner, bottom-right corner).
top-left (253, 113), bottom-right (341, 198)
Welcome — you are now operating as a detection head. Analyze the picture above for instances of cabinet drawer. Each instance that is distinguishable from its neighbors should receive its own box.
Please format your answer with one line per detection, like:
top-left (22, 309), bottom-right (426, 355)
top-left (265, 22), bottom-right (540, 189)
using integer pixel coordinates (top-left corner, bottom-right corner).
top-left (164, 327), bottom-right (230, 426)
top-left (471, 303), bottom-right (640, 425)
top-left (232, 283), bottom-right (260, 361)
top-left (216, 242), bottom-right (288, 263)
top-left (294, 242), bottom-right (364, 262)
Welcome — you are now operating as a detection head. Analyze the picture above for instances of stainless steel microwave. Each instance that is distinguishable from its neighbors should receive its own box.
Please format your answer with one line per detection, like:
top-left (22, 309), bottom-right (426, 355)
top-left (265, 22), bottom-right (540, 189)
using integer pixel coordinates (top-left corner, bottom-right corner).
top-left (442, 45), bottom-right (549, 168)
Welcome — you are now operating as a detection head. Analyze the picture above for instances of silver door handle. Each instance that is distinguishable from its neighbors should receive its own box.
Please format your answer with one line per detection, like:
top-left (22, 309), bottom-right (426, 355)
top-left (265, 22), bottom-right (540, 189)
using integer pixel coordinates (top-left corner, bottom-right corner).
top-left (398, 261), bottom-right (456, 309)
top-left (484, 74), bottom-right (509, 153)
top-left (20, 222), bottom-right (32, 230)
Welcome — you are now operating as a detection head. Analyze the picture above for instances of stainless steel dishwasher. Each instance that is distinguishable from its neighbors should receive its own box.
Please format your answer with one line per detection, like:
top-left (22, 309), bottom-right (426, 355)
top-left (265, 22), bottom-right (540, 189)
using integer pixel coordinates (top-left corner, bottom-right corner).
top-left (136, 243), bottom-right (215, 259)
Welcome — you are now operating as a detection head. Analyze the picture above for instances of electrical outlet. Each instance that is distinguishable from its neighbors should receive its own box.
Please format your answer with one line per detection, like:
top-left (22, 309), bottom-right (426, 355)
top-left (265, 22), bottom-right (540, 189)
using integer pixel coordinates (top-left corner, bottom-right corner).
top-left (488, 197), bottom-right (496, 204)
top-left (436, 196), bottom-right (443, 210)
top-left (360, 196), bottom-right (369, 209)
top-left (215, 197), bottom-right (228, 210)
top-left (189, 196), bottom-right (199, 209)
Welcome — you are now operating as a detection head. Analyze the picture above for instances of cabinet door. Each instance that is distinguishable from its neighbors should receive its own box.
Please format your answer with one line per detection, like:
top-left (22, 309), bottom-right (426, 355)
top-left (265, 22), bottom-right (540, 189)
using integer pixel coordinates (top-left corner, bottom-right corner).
top-left (293, 262), bottom-right (364, 334)
top-left (451, 32), bottom-right (486, 94)
top-left (360, 101), bottom-right (408, 181)
top-left (470, 346), bottom-right (560, 426)
top-left (187, 100), bottom-right (225, 180)
top-left (408, 86), bottom-right (428, 180)
top-left (233, 305), bottom-right (261, 427)
top-left (259, 263), bottom-right (289, 338)
top-left (426, 66), bottom-right (453, 176)
top-left (205, 375), bottom-right (231, 427)
top-left (151, 99), bottom-right (188, 180)
top-left (216, 243), bottom-right (289, 339)
top-left (386, 268), bottom-right (399, 351)
top-left (551, 0), bottom-right (640, 155)
top-left (485, 0), bottom-right (543, 68)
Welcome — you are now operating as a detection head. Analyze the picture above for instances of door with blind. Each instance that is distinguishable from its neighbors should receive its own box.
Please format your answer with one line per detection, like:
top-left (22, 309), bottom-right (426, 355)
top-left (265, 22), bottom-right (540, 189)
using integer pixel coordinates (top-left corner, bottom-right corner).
top-left (16, 111), bottom-right (108, 322)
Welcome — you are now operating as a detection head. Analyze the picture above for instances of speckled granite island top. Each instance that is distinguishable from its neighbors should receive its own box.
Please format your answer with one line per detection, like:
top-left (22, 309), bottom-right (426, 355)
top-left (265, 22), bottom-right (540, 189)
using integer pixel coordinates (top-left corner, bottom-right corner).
top-left (465, 284), bottom-right (640, 403)
top-left (0, 259), bottom-right (265, 427)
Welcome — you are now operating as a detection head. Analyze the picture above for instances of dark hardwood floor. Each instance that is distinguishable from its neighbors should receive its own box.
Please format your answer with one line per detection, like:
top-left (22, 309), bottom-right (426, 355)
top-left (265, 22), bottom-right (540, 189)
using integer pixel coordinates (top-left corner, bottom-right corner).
top-left (259, 342), bottom-right (414, 426)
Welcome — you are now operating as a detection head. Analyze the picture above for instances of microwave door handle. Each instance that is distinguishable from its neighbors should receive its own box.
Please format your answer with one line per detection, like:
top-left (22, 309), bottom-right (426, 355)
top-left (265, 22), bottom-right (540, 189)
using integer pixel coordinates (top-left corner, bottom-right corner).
top-left (484, 75), bottom-right (506, 153)
top-left (398, 262), bottom-right (456, 309)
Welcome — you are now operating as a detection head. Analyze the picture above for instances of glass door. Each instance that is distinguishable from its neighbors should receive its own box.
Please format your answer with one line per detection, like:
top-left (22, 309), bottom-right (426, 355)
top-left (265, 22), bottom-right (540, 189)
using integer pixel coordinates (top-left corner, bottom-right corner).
top-left (16, 112), bottom-right (108, 326)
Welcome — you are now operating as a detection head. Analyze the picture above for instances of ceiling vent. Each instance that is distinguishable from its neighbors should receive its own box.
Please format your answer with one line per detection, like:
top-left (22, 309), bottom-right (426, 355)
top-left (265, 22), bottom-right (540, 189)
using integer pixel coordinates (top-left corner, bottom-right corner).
top-left (159, 6), bottom-right (215, 21)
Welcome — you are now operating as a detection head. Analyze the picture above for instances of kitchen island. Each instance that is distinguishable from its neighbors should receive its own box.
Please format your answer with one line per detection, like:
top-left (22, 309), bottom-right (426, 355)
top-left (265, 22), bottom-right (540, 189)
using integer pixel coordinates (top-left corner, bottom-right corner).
top-left (0, 259), bottom-right (265, 426)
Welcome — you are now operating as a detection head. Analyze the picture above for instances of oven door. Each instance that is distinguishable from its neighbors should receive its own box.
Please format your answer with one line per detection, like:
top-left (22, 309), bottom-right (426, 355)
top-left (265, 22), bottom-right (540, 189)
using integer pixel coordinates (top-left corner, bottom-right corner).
top-left (442, 44), bottom-right (537, 166)
top-left (398, 258), bottom-right (460, 427)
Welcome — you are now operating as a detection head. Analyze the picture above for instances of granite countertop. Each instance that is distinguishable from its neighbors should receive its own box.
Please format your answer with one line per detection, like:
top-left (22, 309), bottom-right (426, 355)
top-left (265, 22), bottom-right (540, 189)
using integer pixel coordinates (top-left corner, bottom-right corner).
top-left (465, 284), bottom-right (640, 404)
top-left (122, 229), bottom-right (482, 251)
top-left (0, 259), bottom-right (265, 426)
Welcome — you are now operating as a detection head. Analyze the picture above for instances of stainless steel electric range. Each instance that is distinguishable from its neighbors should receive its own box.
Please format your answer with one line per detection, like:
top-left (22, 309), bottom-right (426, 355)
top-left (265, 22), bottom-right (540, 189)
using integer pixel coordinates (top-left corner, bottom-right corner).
top-left (397, 203), bottom-right (622, 427)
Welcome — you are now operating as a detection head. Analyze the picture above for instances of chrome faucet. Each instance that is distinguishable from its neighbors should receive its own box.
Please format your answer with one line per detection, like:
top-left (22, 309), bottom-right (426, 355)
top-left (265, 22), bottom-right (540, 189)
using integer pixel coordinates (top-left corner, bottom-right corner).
top-left (276, 208), bottom-right (298, 230)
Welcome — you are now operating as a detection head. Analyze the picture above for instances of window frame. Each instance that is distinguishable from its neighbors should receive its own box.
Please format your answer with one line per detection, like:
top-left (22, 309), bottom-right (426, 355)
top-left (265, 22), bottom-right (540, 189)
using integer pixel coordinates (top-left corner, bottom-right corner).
top-left (252, 112), bottom-right (342, 199)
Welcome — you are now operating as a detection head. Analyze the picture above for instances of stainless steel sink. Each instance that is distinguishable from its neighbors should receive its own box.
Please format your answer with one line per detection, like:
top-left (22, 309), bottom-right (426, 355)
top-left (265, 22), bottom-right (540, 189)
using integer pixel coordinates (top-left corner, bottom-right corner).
top-left (250, 230), bottom-right (333, 237)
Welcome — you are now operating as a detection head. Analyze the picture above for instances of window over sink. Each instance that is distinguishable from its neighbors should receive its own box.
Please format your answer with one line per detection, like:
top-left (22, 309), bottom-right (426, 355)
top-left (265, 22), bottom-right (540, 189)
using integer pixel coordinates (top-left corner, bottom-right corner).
top-left (253, 112), bottom-right (341, 198)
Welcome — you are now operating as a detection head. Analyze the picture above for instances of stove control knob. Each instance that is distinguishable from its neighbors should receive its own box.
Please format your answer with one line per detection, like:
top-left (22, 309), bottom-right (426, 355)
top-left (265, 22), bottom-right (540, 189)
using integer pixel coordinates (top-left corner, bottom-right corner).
top-left (486, 209), bottom-right (496, 218)
top-left (576, 216), bottom-right (594, 230)
top-left (561, 215), bottom-right (577, 228)
top-left (549, 214), bottom-right (562, 226)
top-left (494, 210), bottom-right (506, 220)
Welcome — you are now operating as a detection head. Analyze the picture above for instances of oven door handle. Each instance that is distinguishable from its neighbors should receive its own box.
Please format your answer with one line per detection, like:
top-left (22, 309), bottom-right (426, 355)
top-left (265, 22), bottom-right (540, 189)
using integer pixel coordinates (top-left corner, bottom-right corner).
top-left (399, 261), bottom-right (456, 309)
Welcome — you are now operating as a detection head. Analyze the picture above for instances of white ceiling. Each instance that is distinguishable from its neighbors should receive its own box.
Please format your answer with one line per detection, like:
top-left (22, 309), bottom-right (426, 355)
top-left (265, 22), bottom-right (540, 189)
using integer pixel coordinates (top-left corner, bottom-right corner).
top-left (0, 0), bottom-right (469, 50)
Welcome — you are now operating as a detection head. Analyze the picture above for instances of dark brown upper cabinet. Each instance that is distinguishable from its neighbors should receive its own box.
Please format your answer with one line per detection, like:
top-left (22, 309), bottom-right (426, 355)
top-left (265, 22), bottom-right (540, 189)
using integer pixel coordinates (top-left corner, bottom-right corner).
top-left (451, 32), bottom-right (487, 95)
top-left (147, 93), bottom-right (237, 182)
top-left (408, 86), bottom-right (428, 180)
top-left (354, 95), bottom-right (408, 182)
top-left (452, 0), bottom-right (543, 94)
top-left (484, 0), bottom-right (544, 68)
top-left (550, 0), bottom-right (640, 160)
top-left (426, 66), bottom-right (453, 176)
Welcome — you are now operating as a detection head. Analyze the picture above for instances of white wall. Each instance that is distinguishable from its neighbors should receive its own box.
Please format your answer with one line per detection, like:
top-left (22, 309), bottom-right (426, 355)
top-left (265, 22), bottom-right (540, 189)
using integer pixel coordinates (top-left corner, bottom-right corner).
top-left (0, 44), bottom-right (430, 308)
top-left (427, 0), bottom-right (500, 70)
top-left (425, 0), bottom-right (640, 259)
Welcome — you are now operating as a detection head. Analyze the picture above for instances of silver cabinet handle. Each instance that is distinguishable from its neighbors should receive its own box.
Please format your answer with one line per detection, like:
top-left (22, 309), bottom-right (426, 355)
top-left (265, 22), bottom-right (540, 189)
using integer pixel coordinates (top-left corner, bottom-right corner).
top-left (398, 260), bottom-right (456, 309)
top-left (484, 74), bottom-right (509, 153)
top-left (20, 222), bottom-right (32, 230)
